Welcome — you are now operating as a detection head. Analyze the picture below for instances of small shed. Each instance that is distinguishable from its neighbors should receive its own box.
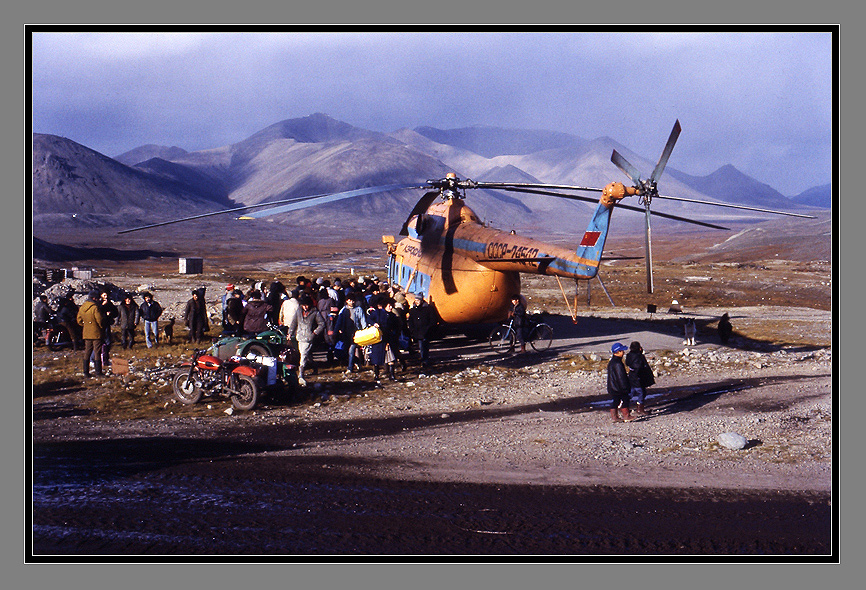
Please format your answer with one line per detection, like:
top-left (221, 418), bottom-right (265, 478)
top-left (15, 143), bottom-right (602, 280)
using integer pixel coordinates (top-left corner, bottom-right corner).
top-left (178, 257), bottom-right (203, 274)
top-left (70, 267), bottom-right (92, 280)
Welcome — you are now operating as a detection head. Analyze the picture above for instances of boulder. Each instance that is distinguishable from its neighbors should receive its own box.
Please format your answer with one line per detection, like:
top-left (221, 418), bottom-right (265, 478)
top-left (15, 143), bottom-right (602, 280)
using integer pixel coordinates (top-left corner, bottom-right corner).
top-left (717, 432), bottom-right (748, 450)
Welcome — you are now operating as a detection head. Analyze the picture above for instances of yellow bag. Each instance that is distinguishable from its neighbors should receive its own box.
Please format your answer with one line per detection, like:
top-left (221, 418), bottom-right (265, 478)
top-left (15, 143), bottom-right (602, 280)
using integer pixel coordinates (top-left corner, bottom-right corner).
top-left (353, 326), bottom-right (382, 346)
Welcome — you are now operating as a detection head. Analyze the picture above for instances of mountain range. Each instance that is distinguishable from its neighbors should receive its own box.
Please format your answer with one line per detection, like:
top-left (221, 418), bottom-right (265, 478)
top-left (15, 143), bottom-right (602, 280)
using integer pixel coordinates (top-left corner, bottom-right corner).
top-left (32, 113), bottom-right (830, 237)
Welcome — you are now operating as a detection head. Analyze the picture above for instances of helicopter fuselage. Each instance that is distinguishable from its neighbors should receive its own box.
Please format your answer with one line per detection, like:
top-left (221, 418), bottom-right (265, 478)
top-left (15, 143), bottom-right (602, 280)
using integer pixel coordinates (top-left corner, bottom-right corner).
top-left (385, 193), bottom-right (619, 324)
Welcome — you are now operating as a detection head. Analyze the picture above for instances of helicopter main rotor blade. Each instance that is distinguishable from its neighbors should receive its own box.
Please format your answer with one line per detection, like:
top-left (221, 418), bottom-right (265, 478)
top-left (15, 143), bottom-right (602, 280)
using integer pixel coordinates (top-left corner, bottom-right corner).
top-left (116, 195), bottom-right (321, 234)
top-left (117, 183), bottom-right (425, 234)
top-left (652, 194), bottom-right (816, 219)
top-left (474, 182), bottom-right (604, 194)
top-left (502, 187), bottom-right (730, 230)
top-left (241, 183), bottom-right (426, 219)
top-left (492, 186), bottom-right (602, 205)
top-left (610, 150), bottom-right (643, 186)
top-left (650, 119), bottom-right (681, 182)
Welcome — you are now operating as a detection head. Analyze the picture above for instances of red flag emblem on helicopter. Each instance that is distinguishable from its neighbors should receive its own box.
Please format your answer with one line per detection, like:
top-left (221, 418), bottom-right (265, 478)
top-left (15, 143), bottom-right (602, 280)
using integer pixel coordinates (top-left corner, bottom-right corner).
top-left (580, 231), bottom-right (601, 247)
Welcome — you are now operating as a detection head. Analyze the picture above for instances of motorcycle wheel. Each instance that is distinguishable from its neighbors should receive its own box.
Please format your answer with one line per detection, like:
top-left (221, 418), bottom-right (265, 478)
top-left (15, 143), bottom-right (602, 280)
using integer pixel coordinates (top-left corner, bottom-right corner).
top-left (231, 375), bottom-right (259, 411)
top-left (172, 371), bottom-right (203, 405)
top-left (244, 343), bottom-right (270, 358)
top-left (47, 326), bottom-right (72, 351)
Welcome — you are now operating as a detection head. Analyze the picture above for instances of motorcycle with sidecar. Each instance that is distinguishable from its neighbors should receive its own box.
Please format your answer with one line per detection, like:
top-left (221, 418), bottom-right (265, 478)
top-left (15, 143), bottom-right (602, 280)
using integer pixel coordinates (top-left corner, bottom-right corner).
top-left (171, 346), bottom-right (298, 411)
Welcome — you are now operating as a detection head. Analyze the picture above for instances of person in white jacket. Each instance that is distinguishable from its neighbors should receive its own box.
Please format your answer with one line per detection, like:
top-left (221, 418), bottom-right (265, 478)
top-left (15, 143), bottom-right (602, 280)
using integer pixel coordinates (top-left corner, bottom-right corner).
top-left (278, 291), bottom-right (299, 329)
top-left (288, 295), bottom-right (325, 386)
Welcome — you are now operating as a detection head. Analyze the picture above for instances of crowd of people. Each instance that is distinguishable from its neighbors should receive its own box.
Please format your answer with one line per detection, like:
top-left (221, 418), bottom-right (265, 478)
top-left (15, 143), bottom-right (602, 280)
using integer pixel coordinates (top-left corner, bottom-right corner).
top-left (34, 277), bottom-right (733, 415)
top-left (212, 275), bottom-right (441, 385)
top-left (34, 275), bottom-right (442, 384)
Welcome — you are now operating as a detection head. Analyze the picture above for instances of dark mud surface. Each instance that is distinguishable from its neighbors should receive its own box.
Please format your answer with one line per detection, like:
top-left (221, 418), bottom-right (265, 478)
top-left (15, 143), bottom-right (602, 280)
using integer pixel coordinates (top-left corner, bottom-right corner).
top-left (32, 432), bottom-right (831, 557)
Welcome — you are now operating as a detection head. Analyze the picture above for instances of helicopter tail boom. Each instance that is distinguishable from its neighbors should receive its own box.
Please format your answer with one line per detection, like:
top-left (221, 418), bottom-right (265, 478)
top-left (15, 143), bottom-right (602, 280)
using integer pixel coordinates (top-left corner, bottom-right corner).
top-left (566, 194), bottom-right (620, 279)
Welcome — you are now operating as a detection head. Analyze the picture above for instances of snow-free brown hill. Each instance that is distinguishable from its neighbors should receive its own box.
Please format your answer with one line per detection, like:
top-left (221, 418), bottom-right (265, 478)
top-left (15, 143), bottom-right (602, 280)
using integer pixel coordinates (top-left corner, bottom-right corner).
top-left (32, 134), bottom-right (231, 228)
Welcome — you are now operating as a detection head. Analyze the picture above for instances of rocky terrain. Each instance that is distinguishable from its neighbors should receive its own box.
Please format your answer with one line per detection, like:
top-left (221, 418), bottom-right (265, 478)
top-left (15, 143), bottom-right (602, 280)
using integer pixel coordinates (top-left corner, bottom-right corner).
top-left (30, 233), bottom-right (834, 555)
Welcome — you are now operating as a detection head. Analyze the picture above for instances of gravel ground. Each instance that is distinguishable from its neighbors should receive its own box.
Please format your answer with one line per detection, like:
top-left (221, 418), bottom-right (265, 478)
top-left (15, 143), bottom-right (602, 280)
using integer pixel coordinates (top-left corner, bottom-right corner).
top-left (31, 274), bottom-right (834, 555)
top-left (34, 340), bottom-right (832, 493)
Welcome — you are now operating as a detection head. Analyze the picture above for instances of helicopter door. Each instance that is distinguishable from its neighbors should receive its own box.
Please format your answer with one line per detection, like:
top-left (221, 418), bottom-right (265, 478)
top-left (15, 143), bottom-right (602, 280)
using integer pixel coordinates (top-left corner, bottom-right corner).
top-left (387, 252), bottom-right (398, 285)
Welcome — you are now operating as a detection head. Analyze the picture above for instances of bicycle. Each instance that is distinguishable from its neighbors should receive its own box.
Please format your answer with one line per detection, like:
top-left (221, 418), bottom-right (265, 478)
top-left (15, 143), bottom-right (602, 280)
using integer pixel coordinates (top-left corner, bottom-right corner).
top-left (488, 315), bottom-right (553, 354)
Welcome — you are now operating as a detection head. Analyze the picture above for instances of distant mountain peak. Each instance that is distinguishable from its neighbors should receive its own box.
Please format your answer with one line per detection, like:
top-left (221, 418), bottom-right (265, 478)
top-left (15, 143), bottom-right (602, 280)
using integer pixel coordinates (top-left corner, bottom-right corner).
top-left (247, 113), bottom-right (384, 145)
top-left (413, 125), bottom-right (587, 158)
top-left (791, 183), bottom-right (831, 208)
top-left (114, 144), bottom-right (188, 166)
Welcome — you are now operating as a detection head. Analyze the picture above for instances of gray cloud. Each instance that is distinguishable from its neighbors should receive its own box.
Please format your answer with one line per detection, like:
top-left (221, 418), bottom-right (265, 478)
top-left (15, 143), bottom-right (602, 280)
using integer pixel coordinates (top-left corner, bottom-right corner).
top-left (31, 30), bottom-right (833, 196)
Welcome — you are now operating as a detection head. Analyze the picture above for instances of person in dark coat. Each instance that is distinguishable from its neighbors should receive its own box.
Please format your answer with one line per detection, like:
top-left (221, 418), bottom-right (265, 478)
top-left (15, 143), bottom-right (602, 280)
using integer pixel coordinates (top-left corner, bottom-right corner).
top-left (366, 295), bottom-right (392, 381)
top-left (97, 289), bottom-right (118, 366)
top-left (383, 299), bottom-right (406, 379)
top-left (335, 293), bottom-right (367, 373)
top-left (265, 280), bottom-right (287, 324)
top-left (223, 289), bottom-right (245, 336)
top-left (607, 342), bottom-right (635, 422)
top-left (34, 295), bottom-right (53, 344)
top-left (626, 341), bottom-right (655, 416)
top-left (322, 300), bottom-right (340, 365)
top-left (34, 294), bottom-right (53, 323)
top-left (508, 294), bottom-right (527, 353)
top-left (240, 290), bottom-right (271, 336)
top-left (57, 293), bottom-right (82, 350)
top-left (183, 289), bottom-right (209, 344)
top-left (118, 294), bottom-right (140, 349)
top-left (407, 292), bottom-right (437, 367)
top-left (139, 292), bottom-right (163, 348)
top-left (718, 313), bottom-right (733, 344)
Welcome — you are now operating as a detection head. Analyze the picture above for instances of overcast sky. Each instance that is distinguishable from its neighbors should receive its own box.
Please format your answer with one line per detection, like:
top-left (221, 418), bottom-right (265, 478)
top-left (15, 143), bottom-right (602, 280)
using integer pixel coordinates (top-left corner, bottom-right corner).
top-left (30, 30), bottom-right (833, 196)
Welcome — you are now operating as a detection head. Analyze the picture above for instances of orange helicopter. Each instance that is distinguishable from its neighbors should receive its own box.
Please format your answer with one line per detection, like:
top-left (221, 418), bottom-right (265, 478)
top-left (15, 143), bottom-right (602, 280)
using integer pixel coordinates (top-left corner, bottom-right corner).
top-left (121, 121), bottom-right (812, 325)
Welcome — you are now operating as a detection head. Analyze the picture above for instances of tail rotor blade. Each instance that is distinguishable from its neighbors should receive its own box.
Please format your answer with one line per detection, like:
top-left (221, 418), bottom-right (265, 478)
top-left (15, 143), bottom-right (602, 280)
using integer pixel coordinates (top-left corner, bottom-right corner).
top-left (650, 119), bottom-right (681, 182)
top-left (611, 150), bottom-right (643, 186)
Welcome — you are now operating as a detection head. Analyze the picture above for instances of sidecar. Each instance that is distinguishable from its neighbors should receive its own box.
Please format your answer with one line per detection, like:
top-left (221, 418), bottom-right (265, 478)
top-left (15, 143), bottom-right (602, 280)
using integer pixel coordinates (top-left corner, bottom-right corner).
top-left (208, 327), bottom-right (289, 361)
